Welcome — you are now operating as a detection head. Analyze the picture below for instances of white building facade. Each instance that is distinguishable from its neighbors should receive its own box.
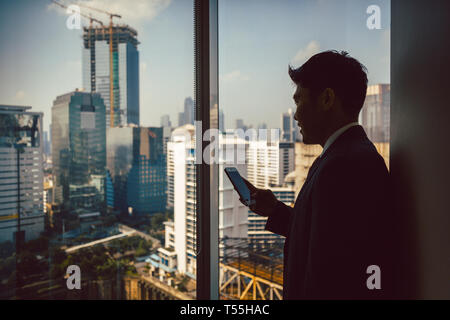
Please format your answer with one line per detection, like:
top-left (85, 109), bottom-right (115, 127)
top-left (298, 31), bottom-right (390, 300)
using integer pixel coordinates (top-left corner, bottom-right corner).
top-left (164, 126), bottom-right (248, 277)
top-left (247, 138), bottom-right (294, 189)
top-left (0, 105), bottom-right (44, 242)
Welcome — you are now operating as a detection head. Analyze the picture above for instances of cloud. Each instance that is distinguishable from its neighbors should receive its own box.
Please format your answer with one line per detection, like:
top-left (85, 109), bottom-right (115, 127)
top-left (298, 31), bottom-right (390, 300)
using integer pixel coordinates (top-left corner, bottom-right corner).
top-left (48, 0), bottom-right (171, 26)
top-left (291, 40), bottom-right (320, 66)
top-left (77, 0), bottom-right (171, 25)
top-left (220, 70), bottom-right (249, 83)
top-left (15, 90), bottom-right (25, 100)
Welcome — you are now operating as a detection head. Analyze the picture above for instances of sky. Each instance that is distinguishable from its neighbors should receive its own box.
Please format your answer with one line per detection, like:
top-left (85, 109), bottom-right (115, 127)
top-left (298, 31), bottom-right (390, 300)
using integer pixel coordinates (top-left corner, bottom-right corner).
top-left (0, 0), bottom-right (390, 132)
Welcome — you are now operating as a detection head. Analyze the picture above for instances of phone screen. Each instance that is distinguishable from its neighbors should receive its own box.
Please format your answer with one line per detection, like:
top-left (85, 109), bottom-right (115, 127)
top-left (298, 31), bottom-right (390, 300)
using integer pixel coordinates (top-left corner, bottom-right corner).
top-left (224, 167), bottom-right (253, 206)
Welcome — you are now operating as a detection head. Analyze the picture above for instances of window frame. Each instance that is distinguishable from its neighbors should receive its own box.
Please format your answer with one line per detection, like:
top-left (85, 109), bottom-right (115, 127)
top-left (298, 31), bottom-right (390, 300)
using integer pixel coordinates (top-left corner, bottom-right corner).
top-left (194, 0), bottom-right (219, 300)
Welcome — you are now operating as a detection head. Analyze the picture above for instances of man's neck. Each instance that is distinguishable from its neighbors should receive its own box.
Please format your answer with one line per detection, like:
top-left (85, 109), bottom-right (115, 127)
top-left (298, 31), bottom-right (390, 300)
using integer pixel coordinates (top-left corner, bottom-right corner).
top-left (319, 119), bottom-right (358, 148)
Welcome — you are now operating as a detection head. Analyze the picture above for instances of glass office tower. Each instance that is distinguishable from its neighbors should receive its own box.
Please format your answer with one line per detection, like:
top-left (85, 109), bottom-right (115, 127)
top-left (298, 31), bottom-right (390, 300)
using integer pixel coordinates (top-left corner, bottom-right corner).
top-left (82, 25), bottom-right (140, 127)
top-left (107, 126), bottom-right (166, 215)
top-left (0, 105), bottom-right (44, 242)
top-left (51, 91), bottom-right (106, 213)
top-left (281, 108), bottom-right (298, 142)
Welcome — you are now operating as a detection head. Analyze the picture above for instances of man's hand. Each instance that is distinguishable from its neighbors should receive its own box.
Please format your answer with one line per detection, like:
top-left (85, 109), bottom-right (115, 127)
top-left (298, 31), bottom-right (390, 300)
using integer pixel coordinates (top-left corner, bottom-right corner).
top-left (240, 178), bottom-right (279, 217)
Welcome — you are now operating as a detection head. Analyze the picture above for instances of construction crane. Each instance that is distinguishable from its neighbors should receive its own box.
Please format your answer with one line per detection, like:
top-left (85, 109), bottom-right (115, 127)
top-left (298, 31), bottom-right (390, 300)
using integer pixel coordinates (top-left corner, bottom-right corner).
top-left (72, 2), bottom-right (122, 128)
top-left (72, 2), bottom-right (122, 23)
top-left (50, 0), bottom-right (104, 28)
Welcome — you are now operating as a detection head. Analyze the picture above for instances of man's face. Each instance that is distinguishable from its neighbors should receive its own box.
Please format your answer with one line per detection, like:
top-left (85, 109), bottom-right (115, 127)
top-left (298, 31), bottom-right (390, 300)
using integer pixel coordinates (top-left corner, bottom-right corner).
top-left (293, 86), bottom-right (323, 144)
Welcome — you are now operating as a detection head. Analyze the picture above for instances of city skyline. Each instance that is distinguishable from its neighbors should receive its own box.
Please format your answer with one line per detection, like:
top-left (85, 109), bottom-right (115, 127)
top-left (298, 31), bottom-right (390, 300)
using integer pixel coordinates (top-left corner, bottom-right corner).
top-left (0, 0), bottom-right (390, 133)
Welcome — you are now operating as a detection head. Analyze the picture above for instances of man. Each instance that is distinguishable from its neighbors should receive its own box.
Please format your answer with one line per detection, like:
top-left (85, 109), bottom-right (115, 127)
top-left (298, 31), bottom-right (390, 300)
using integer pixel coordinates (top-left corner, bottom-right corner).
top-left (242, 51), bottom-right (394, 299)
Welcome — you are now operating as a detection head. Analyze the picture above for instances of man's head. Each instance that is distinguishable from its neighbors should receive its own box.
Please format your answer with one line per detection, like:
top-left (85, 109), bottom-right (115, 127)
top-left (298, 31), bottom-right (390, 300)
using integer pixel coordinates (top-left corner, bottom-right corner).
top-left (289, 50), bottom-right (368, 145)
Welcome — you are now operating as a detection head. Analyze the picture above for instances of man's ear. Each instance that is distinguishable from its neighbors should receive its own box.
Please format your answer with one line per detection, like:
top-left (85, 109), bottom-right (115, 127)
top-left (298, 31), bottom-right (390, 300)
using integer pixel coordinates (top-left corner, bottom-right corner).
top-left (319, 88), bottom-right (335, 111)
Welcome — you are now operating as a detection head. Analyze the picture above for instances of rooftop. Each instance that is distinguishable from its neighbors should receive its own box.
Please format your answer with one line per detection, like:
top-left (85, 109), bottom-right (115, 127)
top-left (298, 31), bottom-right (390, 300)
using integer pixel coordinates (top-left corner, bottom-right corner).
top-left (0, 105), bottom-right (32, 112)
top-left (83, 24), bottom-right (140, 48)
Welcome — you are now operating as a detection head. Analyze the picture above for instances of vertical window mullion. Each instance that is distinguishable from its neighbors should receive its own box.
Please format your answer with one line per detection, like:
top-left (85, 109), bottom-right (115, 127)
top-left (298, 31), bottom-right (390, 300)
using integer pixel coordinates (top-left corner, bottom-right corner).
top-left (194, 0), bottom-right (219, 300)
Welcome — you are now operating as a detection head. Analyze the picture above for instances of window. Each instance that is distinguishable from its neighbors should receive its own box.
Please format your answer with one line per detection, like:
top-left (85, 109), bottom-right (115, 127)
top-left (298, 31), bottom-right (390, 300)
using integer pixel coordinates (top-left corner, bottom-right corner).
top-left (0, 0), bottom-right (195, 300)
top-left (0, 0), bottom-right (390, 301)
top-left (218, 0), bottom-right (390, 300)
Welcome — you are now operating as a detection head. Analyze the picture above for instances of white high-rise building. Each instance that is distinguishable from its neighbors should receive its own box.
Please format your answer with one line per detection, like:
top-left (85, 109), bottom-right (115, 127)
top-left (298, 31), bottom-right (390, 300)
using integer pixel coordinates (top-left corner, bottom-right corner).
top-left (218, 134), bottom-right (249, 242)
top-left (165, 125), bottom-right (188, 209)
top-left (247, 137), bottom-right (294, 189)
top-left (246, 133), bottom-right (295, 243)
top-left (0, 105), bottom-right (44, 242)
top-left (163, 126), bottom-right (248, 277)
top-left (248, 172), bottom-right (296, 242)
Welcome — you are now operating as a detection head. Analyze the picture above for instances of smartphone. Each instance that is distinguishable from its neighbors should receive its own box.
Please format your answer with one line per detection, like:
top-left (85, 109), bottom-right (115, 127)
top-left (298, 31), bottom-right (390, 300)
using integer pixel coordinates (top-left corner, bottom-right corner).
top-left (224, 167), bottom-right (255, 207)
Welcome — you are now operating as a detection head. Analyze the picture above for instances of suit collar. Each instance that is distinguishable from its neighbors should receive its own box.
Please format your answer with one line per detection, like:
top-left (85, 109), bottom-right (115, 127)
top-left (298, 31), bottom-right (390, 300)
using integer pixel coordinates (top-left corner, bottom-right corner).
top-left (303, 125), bottom-right (368, 185)
top-left (320, 122), bottom-right (360, 157)
top-left (320, 124), bottom-right (367, 161)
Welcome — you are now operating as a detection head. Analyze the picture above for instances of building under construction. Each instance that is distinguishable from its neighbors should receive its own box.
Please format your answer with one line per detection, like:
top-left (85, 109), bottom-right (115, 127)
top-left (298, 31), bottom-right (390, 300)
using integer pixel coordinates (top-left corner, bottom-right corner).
top-left (219, 237), bottom-right (284, 300)
top-left (82, 25), bottom-right (140, 128)
top-left (51, 1), bottom-right (140, 128)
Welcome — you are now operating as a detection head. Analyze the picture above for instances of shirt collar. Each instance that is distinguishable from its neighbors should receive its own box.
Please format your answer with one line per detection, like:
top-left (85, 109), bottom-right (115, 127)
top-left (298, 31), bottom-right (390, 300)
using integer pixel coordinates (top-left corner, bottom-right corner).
top-left (320, 122), bottom-right (360, 157)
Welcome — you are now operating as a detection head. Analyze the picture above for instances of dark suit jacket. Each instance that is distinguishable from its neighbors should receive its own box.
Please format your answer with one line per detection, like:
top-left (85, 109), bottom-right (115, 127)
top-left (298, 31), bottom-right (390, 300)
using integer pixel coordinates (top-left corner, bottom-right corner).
top-left (265, 125), bottom-right (395, 299)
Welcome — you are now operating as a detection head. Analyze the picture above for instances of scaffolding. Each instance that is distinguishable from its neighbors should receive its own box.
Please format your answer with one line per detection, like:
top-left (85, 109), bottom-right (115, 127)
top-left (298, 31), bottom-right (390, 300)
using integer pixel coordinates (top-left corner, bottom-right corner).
top-left (219, 237), bottom-right (284, 300)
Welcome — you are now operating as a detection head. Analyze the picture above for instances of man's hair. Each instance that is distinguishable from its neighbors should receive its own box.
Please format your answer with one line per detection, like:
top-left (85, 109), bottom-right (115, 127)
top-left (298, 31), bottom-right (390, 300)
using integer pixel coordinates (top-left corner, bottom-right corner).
top-left (289, 50), bottom-right (368, 117)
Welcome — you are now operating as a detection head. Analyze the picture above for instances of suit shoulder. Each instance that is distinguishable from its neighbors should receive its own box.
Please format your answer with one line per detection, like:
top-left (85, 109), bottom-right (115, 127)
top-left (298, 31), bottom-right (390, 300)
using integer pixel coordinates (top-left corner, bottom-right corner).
top-left (319, 142), bottom-right (388, 179)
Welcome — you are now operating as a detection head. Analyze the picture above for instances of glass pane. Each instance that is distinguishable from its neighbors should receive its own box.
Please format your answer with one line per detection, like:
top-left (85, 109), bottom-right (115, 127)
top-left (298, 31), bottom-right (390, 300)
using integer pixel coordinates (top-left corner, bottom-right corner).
top-left (218, 0), bottom-right (390, 300)
top-left (0, 0), bottom-right (195, 299)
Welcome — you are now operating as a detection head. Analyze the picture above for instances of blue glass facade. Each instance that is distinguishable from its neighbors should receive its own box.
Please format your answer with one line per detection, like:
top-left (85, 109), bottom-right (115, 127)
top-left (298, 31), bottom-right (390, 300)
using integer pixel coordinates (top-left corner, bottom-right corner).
top-left (51, 91), bottom-right (106, 213)
top-left (105, 170), bottom-right (114, 208)
top-left (107, 127), bottom-right (166, 215)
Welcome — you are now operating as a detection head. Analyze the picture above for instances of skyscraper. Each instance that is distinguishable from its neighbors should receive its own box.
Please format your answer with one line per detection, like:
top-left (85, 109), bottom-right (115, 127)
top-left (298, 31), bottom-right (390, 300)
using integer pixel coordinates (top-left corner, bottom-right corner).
top-left (184, 97), bottom-right (195, 125)
top-left (281, 108), bottom-right (298, 142)
top-left (160, 114), bottom-right (172, 127)
top-left (359, 84), bottom-right (390, 142)
top-left (107, 126), bottom-right (166, 215)
top-left (43, 130), bottom-right (51, 156)
top-left (178, 111), bottom-right (185, 127)
top-left (248, 175), bottom-right (296, 243)
top-left (246, 134), bottom-right (295, 243)
top-left (0, 105), bottom-right (44, 242)
top-left (177, 97), bottom-right (195, 127)
top-left (211, 104), bottom-right (224, 132)
top-left (164, 126), bottom-right (248, 276)
top-left (247, 137), bottom-right (295, 189)
top-left (51, 91), bottom-right (106, 213)
top-left (257, 123), bottom-right (267, 130)
top-left (235, 119), bottom-right (247, 131)
top-left (82, 25), bottom-right (140, 127)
